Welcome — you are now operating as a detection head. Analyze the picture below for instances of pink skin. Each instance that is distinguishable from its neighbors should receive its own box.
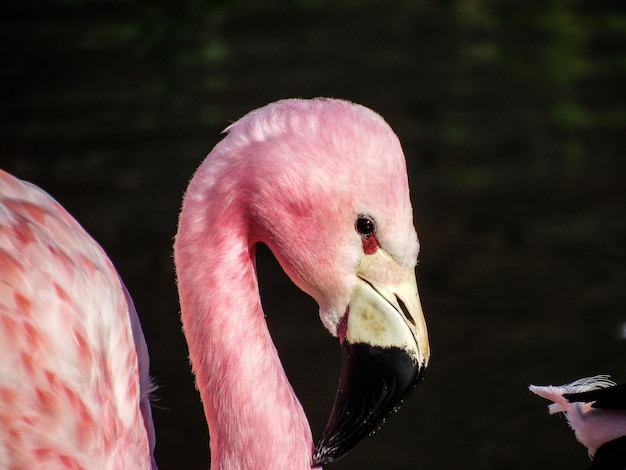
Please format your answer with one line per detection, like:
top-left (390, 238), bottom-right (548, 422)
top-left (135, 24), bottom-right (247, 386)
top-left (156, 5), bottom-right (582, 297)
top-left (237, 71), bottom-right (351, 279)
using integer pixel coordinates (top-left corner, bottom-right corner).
top-left (174, 98), bottom-right (420, 469)
top-left (0, 170), bottom-right (156, 469)
top-left (530, 376), bottom-right (626, 458)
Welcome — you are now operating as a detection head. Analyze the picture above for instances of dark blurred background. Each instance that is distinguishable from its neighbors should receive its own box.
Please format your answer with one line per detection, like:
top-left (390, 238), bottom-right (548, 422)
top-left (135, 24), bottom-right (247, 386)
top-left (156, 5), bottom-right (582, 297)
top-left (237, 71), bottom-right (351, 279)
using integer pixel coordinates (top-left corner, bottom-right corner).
top-left (2, 0), bottom-right (625, 468)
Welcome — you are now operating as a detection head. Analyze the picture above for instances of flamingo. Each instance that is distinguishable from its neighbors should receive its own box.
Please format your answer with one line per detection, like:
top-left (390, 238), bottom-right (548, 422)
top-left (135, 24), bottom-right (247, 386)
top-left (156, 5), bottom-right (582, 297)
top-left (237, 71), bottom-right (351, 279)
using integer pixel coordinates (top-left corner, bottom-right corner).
top-left (0, 97), bottom-right (429, 469)
top-left (530, 376), bottom-right (626, 469)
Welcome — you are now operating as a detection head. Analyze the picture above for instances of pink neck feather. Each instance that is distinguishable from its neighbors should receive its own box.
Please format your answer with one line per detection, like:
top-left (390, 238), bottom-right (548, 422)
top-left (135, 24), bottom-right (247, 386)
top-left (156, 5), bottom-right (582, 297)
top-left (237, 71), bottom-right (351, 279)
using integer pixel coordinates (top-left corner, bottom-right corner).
top-left (174, 165), bottom-right (315, 469)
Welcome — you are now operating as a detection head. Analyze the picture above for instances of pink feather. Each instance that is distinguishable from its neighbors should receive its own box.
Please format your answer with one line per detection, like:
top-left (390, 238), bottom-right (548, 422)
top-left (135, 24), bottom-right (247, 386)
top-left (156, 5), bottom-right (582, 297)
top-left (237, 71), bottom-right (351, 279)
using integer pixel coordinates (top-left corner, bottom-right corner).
top-left (0, 169), bottom-right (156, 469)
top-left (530, 375), bottom-right (626, 458)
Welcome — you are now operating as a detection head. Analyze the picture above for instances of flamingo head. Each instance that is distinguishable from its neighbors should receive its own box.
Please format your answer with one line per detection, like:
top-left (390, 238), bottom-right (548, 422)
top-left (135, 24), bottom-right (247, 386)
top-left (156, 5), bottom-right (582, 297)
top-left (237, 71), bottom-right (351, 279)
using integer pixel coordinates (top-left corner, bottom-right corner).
top-left (217, 98), bottom-right (430, 465)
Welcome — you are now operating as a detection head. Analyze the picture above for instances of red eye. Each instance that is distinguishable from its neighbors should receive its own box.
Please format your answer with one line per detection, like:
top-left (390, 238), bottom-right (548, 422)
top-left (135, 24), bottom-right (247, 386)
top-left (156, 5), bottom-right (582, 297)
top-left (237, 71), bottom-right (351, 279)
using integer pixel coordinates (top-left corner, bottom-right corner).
top-left (355, 216), bottom-right (375, 237)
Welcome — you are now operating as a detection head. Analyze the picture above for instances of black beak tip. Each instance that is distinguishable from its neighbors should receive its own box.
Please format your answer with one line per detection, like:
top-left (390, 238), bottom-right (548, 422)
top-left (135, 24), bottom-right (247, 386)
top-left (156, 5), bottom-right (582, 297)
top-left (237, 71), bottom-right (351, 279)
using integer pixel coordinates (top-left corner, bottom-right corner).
top-left (311, 341), bottom-right (427, 466)
top-left (311, 446), bottom-right (334, 467)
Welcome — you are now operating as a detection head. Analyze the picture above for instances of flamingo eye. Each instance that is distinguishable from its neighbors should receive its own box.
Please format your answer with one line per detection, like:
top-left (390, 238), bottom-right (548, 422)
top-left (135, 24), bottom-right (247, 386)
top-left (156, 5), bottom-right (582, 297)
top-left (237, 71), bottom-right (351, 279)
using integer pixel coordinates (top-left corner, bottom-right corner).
top-left (355, 216), bottom-right (376, 237)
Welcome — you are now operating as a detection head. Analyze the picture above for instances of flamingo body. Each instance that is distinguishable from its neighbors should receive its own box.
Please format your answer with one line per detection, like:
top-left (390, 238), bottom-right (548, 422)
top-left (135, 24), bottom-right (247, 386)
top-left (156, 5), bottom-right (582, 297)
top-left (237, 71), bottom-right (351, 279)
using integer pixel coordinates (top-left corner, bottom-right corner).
top-left (0, 170), bottom-right (156, 469)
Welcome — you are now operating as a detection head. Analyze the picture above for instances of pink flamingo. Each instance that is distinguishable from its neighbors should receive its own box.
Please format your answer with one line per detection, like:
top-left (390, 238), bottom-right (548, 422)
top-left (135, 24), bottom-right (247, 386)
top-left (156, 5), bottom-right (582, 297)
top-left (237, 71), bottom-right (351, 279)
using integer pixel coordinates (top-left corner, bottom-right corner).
top-left (0, 98), bottom-right (429, 469)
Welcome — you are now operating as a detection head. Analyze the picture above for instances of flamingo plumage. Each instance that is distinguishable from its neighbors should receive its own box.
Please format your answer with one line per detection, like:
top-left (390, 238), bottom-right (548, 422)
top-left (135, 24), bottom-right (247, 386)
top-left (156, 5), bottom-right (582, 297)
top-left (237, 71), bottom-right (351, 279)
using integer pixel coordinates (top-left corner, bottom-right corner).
top-left (0, 97), bottom-right (429, 469)
top-left (0, 170), bottom-right (157, 468)
top-left (174, 98), bottom-right (429, 468)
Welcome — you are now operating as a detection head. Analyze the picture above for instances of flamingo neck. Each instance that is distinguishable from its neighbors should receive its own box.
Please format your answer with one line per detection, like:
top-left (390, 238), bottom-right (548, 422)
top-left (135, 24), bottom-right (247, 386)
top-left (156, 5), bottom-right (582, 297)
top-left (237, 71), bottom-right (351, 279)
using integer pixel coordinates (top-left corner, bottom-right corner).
top-left (175, 190), bottom-right (314, 469)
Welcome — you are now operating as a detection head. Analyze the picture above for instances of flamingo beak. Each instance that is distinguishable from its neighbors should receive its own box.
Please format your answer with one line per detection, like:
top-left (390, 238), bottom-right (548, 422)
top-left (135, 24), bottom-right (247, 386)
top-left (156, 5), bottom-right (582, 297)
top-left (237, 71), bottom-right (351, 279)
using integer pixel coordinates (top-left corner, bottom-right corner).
top-left (312, 248), bottom-right (430, 466)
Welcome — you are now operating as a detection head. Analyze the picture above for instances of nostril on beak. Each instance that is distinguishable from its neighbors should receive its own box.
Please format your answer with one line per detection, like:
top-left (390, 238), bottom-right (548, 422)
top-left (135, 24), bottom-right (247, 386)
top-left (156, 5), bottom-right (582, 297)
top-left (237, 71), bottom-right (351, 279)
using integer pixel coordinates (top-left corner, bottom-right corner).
top-left (395, 295), bottom-right (415, 327)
